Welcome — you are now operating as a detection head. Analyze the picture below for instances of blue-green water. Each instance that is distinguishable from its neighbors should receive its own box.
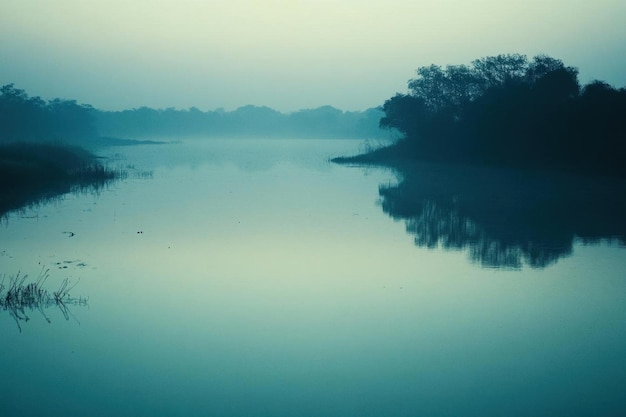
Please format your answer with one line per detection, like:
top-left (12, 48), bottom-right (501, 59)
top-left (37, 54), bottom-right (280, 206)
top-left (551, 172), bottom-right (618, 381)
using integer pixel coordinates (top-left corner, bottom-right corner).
top-left (2, 138), bottom-right (625, 416)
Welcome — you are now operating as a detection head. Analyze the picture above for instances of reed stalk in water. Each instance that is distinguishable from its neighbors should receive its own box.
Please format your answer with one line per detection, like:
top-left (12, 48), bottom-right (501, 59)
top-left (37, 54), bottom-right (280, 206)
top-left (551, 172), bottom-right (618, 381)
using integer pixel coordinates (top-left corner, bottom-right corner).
top-left (0, 268), bottom-right (88, 332)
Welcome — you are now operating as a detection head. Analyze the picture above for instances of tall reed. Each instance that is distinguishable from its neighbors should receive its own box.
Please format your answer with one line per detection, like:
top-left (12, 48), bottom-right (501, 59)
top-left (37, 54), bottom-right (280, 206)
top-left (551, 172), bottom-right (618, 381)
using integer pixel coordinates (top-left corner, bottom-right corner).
top-left (1, 268), bottom-right (88, 332)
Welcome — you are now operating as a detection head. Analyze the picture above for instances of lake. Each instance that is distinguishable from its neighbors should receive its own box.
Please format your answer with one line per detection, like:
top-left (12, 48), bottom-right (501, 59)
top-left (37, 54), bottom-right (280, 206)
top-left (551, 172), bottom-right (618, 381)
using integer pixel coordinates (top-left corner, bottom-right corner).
top-left (2, 138), bottom-right (625, 416)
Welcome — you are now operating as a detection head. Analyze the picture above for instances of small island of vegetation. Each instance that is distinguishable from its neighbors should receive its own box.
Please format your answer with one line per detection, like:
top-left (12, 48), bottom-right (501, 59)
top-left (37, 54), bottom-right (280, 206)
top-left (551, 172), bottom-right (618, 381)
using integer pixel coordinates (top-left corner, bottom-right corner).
top-left (333, 53), bottom-right (626, 178)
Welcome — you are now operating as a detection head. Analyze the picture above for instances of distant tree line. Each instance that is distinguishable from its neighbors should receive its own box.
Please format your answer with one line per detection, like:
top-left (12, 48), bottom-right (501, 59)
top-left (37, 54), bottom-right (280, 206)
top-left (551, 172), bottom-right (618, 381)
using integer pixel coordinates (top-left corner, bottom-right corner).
top-left (95, 105), bottom-right (389, 140)
top-left (1, 83), bottom-right (389, 143)
top-left (370, 54), bottom-right (626, 177)
top-left (0, 84), bottom-right (97, 143)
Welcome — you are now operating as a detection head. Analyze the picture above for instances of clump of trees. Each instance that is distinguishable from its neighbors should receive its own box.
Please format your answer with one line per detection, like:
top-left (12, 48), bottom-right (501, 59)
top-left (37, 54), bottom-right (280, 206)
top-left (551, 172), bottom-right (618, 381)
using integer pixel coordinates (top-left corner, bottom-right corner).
top-left (0, 84), bottom-right (98, 143)
top-left (376, 54), bottom-right (626, 176)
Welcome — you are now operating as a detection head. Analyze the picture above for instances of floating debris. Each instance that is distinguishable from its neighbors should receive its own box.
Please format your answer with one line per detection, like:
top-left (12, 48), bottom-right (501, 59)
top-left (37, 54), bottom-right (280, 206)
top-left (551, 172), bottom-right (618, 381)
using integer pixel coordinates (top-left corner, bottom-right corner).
top-left (52, 260), bottom-right (87, 270)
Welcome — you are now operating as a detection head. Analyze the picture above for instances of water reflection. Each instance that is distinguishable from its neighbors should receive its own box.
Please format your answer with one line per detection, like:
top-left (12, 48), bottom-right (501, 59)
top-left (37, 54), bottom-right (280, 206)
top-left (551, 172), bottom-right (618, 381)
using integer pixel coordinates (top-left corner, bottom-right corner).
top-left (0, 269), bottom-right (87, 332)
top-left (0, 164), bottom-right (152, 222)
top-left (378, 162), bottom-right (626, 268)
top-left (0, 176), bottom-right (111, 220)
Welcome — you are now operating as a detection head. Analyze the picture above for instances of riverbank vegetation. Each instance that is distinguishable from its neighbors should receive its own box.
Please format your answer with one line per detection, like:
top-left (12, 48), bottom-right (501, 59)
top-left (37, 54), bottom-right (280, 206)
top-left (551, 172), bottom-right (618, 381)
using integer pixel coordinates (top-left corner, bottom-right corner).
top-left (0, 142), bottom-right (115, 217)
top-left (334, 54), bottom-right (626, 177)
top-left (0, 84), bottom-right (122, 216)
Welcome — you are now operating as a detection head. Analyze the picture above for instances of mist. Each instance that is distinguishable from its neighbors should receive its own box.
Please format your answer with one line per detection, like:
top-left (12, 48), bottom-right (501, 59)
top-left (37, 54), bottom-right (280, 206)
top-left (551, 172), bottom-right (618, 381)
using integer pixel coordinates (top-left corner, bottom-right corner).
top-left (1, 0), bottom-right (624, 112)
top-left (2, 2), bottom-right (626, 417)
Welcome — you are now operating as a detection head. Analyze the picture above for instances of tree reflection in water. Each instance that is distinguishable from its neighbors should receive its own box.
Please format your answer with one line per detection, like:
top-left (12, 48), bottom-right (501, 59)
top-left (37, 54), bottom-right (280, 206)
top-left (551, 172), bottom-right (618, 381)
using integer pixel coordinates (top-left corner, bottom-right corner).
top-left (378, 162), bottom-right (626, 268)
top-left (0, 269), bottom-right (88, 332)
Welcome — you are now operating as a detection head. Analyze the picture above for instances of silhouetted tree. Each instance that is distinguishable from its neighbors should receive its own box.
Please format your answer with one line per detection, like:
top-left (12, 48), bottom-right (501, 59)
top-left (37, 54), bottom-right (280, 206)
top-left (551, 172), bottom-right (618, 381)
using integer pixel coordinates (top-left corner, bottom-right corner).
top-left (0, 84), bottom-right (97, 143)
top-left (524, 54), bottom-right (569, 84)
top-left (471, 53), bottom-right (528, 89)
top-left (372, 53), bottom-right (625, 177)
top-left (334, 53), bottom-right (626, 267)
top-left (0, 84), bottom-right (48, 141)
top-left (379, 94), bottom-right (429, 139)
top-left (571, 81), bottom-right (626, 175)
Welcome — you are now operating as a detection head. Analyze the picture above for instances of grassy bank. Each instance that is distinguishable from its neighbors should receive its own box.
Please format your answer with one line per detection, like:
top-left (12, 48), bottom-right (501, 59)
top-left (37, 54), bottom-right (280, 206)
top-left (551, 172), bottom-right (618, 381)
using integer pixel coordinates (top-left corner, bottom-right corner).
top-left (0, 142), bottom-right (116, 216)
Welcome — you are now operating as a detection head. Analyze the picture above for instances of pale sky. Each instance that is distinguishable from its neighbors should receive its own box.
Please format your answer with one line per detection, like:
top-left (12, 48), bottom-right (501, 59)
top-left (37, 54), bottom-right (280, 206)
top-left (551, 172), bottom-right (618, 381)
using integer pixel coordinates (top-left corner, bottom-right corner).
top-left (1, 0), bottom-right (625, 112)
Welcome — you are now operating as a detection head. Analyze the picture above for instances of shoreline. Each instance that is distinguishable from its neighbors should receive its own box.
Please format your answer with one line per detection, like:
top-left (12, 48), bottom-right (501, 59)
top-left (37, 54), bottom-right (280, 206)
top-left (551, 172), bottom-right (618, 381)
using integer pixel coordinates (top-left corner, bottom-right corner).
top-left (0, 142), bottom-right (117, 217)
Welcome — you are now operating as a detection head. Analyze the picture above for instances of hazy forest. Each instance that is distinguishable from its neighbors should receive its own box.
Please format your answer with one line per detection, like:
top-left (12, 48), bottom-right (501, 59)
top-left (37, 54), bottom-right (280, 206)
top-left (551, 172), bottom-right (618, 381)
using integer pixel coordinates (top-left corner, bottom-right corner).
top-left (0, 82), bottom-right (388, 144)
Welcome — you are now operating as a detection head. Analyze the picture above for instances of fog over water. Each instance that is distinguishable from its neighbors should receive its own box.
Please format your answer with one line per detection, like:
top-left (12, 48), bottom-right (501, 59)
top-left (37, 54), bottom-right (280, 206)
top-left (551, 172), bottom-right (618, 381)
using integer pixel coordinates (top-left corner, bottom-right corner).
top-left (1, 139), bottom-right (625, 416)
top-left (1, 1), bottom-right (626, 415)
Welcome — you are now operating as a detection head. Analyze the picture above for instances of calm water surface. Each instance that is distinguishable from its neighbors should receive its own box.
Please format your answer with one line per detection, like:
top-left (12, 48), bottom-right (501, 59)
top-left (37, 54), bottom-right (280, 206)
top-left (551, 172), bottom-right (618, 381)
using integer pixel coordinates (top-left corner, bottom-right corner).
top-left (2, 138), bottom-right (625, 416)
